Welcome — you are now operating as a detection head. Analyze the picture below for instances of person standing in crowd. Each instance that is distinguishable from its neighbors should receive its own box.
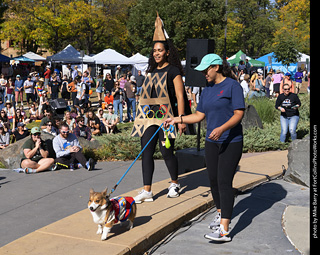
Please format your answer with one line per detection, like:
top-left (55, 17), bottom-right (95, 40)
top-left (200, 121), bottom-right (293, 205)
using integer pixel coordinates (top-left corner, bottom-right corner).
top-left (111, 81), bottom-right (124, 123)
top-left (49, 75), bottom-right (60, 100)
top-left (60, 74), bottom-right (71, 104)
top-left (0, 74), bottom-right (7, 103)
top-left (275, 83), bottom-right (301, 143)
top-left (280, 72), bottom-right (294, 94)
top-left (115, 65), bottom-right (121, 81)
top-left (73, 116), bottom-right (92, 141)
top-left (82, 70), bottom-right (93, 106)
top-left (24, 76), bottom-right (35, 109)
top-left (135, 70), bottom-right (145, 103)
top-left (102, 103), bottom-right (119, 134)
top-left (133, 13), bottom-right (189, 204)
top-left (67, 78), bottom-right (78, 106)
top-left (164, 53), bottom-right (245, 242)
top-left (264, 71), bottom-right (273, 98)
top-left (95, 74), bottom-right (104, 107)
top-left (72, 66), bottom-right (79, 81)
top-left (240, 74), bottom-right (250, 98)
top-left (103, 73), bottom-right (114, 93)
top-left (6, 77), bottom-right (15, 103)
top-left (124, 75), bottom-right (136, 122)
top-left (14, 75), bottom-right (24, 107)
top-left (44, 66), bottom-right (51, 89)
top-left (272, 70), bottom-right (283, 97)
top-left (294, 67), bottom-right (304, 94)
top-left (75, 76), bottom-right (86, 109)
top-left (20, 127), bottom-right (56, 174)
top-left (53, 123), bottom-right (95, 171)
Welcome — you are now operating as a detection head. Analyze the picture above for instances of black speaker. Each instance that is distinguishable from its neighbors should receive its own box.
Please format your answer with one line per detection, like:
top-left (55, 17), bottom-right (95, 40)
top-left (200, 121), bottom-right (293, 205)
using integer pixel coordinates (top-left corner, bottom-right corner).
top-left (185, 39), bottom-right (215, 87)
top-left (50, 98), bottom-right (67, 117)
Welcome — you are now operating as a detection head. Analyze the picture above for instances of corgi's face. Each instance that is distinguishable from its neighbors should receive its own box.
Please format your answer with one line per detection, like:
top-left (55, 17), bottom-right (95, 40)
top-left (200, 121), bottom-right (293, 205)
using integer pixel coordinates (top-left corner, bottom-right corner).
top-left (88, 188), bottom-right (108, 212)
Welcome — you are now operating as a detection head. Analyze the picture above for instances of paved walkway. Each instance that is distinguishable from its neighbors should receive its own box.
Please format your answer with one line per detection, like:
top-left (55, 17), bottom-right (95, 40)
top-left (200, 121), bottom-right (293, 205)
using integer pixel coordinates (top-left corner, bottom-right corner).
top-left (0, 150), bottom-right (310, 254)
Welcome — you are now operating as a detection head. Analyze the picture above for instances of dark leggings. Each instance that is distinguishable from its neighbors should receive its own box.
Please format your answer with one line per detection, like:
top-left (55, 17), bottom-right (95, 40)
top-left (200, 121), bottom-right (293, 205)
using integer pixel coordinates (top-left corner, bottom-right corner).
top-left (141, 125), bottom-right (178, 186)
top-left (205, 140), bottom-right (243, 220)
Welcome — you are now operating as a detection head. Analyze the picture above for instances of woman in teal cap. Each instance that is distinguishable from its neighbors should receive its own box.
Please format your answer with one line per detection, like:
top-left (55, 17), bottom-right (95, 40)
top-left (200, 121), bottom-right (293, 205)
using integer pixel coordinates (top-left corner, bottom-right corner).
top-left (164, 53), bottom-right (245, 242)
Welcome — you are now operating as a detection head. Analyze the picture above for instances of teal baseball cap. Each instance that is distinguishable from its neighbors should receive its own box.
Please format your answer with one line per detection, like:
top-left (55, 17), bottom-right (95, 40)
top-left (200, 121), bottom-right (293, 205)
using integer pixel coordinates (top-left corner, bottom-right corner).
top-left (194, 54), bottom-right (223, 71)
top-left (31, 127), bottom-right (41, 134)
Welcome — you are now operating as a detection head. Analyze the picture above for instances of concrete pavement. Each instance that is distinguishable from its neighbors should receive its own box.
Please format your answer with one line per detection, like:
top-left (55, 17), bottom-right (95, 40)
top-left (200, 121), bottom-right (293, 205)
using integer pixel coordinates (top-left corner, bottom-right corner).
top-left (0, 150), bottom-right (310, 254)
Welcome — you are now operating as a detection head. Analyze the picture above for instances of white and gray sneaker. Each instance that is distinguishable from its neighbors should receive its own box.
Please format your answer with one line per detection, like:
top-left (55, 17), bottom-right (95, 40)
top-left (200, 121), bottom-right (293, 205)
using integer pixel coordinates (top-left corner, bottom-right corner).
top-left (208, 212), bottom-right (221, 230)
top-left (134, 189), bottom-right (154, 204)
top-left (204, 224), bottom-right (231, 242)
top-left (167, 183), bottom-right (181, 198)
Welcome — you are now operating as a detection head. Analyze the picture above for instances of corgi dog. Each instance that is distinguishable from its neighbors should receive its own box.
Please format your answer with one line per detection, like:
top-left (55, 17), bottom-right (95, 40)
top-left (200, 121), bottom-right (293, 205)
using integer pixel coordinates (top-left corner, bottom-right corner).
top-left (88, 187), bottom-right (137, 240)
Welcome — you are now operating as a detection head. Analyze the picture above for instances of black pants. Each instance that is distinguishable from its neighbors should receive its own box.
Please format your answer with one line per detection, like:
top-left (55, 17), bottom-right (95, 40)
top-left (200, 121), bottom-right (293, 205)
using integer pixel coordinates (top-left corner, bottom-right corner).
top-left (141, 125), bottom-right (178, 186)
top-left (55, 151), bottom-right (87, 168)
top-left (205, 140), bottom-right (243, 220)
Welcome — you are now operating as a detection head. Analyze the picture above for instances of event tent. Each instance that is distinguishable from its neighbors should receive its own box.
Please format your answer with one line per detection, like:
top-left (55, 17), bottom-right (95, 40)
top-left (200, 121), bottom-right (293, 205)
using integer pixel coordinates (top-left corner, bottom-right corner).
top-left (12, 56), bottom-right (35, 62)
top-left (23, 51), bottom-right (46, 61)
top-left (227, 50), bottom-right (265, 67)
top-left (129, 53), bottom-right (149, 75)
top-left (256, 52), bottom-right (310, 73)
top-left (0, 54), bottom-right (10, 62)
top-left (256, 52), bottom-right (299, 74)
top-left (47, 44), bottom-right (94, 63)
top-left (93, 49), bottom-right (135, 65)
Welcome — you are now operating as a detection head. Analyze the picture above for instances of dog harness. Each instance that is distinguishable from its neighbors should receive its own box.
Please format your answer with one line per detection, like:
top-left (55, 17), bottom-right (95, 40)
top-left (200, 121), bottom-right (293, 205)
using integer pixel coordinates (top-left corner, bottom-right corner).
top-left (106, 197), bottom-right (135, 224)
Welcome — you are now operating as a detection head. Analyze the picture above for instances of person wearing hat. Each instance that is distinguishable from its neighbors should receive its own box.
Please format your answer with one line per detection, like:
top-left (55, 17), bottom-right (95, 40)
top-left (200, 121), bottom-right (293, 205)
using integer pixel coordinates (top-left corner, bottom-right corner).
top-left (115, 65), bottom-right (121, 81)
top-left (164, 53), bottom-right (245, 242)
top-left (124, 75), bottom-right (137, 122)
top-left (12, 122), bottom-right (29, 142)
top-left (14, 75), bottom-right (24, 106)
top-left (0, 123), bottom-right (10, 149)
top-left (280, 72), bottom-right (294, 94)
top-left (248, 71), bottom-right (266, 100)
top-left (132, 12), bottom-right (193, 204)
top-left (20, 126), bottom-right (55, 174)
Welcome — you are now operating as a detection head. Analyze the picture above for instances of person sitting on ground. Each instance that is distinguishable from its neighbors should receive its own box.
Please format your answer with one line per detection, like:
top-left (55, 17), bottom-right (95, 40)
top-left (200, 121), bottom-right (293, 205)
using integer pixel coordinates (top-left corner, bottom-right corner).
top-left (52, 123), bottom-right (95, 170)
top-left (104, 90), bottom-right (114, 105)
top-left (3, 100), bottom-right (15, 131)
top-left (42, 120), bottom-right (58, 136)
top-left (20, 127), bottom-right (56, 174)
top-left (40, 109), bottom-right (54, 129)
top-left (29, 103), bottom-right (40, 122)
top-left (0, 123), bottom-right (10, 149)
top-left (73, 116), bottom-right (92, 141)
top-left (63, 111), bottom-right (76, 131)
top-left (12, 122), bottom-right (29, 143)
top-left (87, 109), bottom-right (101, 136)
top-left (0, 109), bottom-right (10, 132)
top-left (102, 104), bottom-right (119, 134)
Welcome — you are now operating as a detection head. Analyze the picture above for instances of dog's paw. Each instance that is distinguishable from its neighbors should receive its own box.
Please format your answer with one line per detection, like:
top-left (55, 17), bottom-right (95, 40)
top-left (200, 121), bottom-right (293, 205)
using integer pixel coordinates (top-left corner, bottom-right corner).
top-left (96, 228), bottom-right (103, 235)
top-left (127, 221), bottom-right (134, 230)
top-left (101, 233), bottom-right (108, 241)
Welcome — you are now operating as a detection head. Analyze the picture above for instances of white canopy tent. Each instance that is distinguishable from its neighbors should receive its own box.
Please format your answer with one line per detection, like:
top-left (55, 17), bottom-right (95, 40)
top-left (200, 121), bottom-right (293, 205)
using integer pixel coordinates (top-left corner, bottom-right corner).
top-left (23, 51), bottom-right (46, 61)
top-left (93, 49), bottom-right (135, 65)
top-left (47, 44), bottom-right (94, 63)
top-left (129, 53), bottom-right (149, 76)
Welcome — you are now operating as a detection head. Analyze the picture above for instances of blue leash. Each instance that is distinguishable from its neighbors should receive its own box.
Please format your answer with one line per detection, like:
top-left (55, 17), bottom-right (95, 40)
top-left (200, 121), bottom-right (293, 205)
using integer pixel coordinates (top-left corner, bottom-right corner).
top-left (109, 123), bottom-right (173, 196)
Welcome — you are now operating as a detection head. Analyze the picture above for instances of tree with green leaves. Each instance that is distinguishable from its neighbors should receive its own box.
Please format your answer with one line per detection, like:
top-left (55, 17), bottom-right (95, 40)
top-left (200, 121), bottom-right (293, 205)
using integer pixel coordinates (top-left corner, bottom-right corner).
top-left (273, 36), bottom-right (301, 68)
top-left (127, 0), bottom-right (226, 58)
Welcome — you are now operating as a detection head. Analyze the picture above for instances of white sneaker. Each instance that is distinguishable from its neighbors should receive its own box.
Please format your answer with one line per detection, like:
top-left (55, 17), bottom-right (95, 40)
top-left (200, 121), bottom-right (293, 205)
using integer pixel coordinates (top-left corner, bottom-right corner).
top-left (204, 224), bottom-right (231, 242)
top-left (167, 183), bottom-right (181, 198)
top-left (134, 189), bottom-right (154, 204)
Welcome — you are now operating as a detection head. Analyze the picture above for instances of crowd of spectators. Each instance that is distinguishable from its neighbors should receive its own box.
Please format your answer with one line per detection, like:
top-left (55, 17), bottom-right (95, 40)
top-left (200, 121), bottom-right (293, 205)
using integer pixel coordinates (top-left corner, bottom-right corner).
top-left (0, 63), bottom-right (145, 152)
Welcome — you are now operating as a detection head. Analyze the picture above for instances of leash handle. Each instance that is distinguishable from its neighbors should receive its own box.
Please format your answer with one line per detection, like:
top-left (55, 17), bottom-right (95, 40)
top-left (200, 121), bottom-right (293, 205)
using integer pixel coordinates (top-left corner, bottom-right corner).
top-left (109, 123), bottom-right (164, 196)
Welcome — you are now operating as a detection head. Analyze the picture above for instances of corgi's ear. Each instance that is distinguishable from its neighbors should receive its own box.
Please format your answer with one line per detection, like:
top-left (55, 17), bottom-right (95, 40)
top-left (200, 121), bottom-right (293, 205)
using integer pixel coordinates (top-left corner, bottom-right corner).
top-left (90, 188), bottom-right (95, 194)
top-left (102, 187), bottom-right (108, 197)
